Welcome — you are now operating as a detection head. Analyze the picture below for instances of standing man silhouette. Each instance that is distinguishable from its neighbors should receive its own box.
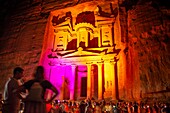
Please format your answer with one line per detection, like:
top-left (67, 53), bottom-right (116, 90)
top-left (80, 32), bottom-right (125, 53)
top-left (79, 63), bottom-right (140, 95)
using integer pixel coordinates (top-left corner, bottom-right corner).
top-left (2, 67), bottom-right (24, 113)
top-left (15, 66), bottom-right (59, 113)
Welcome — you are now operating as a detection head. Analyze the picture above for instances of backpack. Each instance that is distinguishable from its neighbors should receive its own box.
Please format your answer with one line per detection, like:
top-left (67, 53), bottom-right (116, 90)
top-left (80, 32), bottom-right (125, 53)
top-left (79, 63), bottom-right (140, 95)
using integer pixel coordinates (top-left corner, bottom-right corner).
top-left (26, 82), bottom-right (43, 102)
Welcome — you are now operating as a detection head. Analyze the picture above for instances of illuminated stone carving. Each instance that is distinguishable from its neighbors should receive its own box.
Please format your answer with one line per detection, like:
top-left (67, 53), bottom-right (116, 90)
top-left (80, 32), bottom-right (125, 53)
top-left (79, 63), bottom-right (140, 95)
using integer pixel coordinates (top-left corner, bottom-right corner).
top-left (52, 9), bottom-right (117, 51)
top-left (41, 2), bottom-right (120, 100)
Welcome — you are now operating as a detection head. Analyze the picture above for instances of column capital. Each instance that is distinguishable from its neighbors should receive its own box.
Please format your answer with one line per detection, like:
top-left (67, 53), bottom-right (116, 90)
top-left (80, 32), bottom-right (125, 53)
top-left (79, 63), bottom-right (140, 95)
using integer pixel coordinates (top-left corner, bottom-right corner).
top-left (97, 61), bottom-right (104, 64)
top-left (86, 62), bottom-right (93, 65)
top-left (96, 62), bottom-right (103, 67)
top-left (110, 61), bottom-right (116, 65)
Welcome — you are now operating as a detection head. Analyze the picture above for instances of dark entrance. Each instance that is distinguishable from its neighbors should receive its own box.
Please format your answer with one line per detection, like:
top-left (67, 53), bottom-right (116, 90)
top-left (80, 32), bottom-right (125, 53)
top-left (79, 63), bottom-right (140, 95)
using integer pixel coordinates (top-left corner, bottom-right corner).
top-left (81, 77), bottom-right (87, 97)
top-left (92, 64), bottom-right (98, 99)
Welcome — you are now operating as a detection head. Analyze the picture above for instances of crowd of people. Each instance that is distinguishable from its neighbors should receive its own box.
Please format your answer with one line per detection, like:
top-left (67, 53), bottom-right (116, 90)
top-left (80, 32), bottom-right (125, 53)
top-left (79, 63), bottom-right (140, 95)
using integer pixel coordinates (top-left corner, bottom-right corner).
top-left (2, 66), bottom-right (59, 113)
top-left (45, 99), bottom-right (170, 113)
top-left (0, 66), bottom-right (170, 113)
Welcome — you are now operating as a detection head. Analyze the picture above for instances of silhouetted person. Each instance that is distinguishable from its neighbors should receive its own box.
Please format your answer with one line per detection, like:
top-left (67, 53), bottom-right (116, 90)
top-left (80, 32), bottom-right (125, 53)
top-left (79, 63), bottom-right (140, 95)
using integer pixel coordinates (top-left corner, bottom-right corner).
top-left (133, 101), bottom-right (138, 113)
top-left (2, 67), bottom-right (24, 113)
top-left (85, 101), bottom-right (94, 113)
top-left (14, 66), bottom-right (59, 113)
top-left (162, 103), bottom-right (170, 113)
top-left (79, 100), bottom-right (86, 113)
top-left (153, 103), bottom-right (159, 113)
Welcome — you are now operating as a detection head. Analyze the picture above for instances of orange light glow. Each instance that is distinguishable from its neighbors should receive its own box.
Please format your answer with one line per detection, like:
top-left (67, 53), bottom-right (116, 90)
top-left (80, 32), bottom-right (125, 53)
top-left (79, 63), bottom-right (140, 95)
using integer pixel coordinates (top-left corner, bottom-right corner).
top-left (39, 1), bottom-right (124, 101)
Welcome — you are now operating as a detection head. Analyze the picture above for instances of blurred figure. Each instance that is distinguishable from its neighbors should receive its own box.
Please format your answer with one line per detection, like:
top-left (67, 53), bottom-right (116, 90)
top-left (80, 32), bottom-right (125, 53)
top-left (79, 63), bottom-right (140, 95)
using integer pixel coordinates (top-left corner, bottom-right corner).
top-left (46, 102), bottom-right (52, 113)
top-left (94, 102), bottom-right (102, 113)
top-left (51, 100), bottom-right (62, 113)
top-left (85, 101), bottom-right (94, 113)
top-left (153, 102), bottom-right (159, 113)
top-left (162, 103), bottom-right (170, 113)
top-left (112, 103), bottom-right (118, 113)
top-left (79, 100), bottom-right (86, 113)
top-left (133, 101), bottom-right (138, 113)
top-left (14, 66), bottom-right (59, 113)
top-left (100, 100), bottom-right (106, 113)
top-left (2, 67), bottom-right (24, 113)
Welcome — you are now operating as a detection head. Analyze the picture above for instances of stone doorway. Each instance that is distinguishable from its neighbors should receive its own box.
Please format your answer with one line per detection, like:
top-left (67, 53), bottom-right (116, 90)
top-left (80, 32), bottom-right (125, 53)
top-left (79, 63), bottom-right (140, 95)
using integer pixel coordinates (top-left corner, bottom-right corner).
top-left (76, 64), bottom-right (100, 100)
top-left (80, 77), bottom-right (87, 97)
top-left (77, 65), bottom-right (87, 100)
top-left (92, 64), bottom-right (98, 99)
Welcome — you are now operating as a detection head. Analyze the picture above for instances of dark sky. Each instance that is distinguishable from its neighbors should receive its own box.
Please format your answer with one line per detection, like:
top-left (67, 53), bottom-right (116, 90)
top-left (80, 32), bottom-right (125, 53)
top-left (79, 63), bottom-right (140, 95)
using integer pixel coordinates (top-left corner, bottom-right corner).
top-left (0, 0), bottom-right (25, 37)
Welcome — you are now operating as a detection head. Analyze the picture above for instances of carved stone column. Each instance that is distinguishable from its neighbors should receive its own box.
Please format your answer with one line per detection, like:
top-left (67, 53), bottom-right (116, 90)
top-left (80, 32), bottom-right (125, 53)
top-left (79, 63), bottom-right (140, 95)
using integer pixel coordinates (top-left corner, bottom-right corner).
top-left (85, 32), bottom-right (88, 47)
top-left (70, 65), bottom-right (76, 100)
top-left (63, 34), bottom-right (67, 50)
top-left (98, 28), bottom-right (101, 47)
top-left (87, 64), bottom-right (92, 99)
top-left (109, 24), bottom-right (114, 46)
top-left (97, 62), bottom-right (103, 100)
top-left (61, 76), bottom-right (65, 100)
top-left (77, 34), bottom-right (80, 48)
top-left (110, 61), bottom-right (116, 100)
top-left (91, 65), bottom-right (95, 98)
top-left (103, 61), bottom-right (112, 98)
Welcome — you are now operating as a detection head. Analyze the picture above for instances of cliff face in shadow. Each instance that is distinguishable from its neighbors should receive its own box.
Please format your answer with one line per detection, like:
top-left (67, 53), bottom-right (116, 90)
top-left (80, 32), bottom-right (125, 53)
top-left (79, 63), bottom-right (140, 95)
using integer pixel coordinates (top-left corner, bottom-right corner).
top-left (126, 0), bottom-right (170, 101)
top-left (0, 0), bottom-right (169, 101)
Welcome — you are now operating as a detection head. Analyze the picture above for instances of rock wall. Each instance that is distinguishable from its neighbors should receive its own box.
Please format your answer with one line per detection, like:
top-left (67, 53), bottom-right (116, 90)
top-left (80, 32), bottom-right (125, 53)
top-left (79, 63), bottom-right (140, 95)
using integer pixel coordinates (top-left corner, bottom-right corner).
top-left (0, 0), bottom-right (88, 93)
top-left (127, 1), bottom-right (170, 101)
top-left (0, 0), bottom-right (169, 101)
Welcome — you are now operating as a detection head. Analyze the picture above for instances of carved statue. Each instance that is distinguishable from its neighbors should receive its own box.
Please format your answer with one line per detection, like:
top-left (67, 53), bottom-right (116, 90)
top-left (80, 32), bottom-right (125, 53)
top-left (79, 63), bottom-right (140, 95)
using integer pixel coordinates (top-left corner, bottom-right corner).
top-left (52, 11), bottom-right (73, 30)
top-left (96, 3), bottom-right (118, 18)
